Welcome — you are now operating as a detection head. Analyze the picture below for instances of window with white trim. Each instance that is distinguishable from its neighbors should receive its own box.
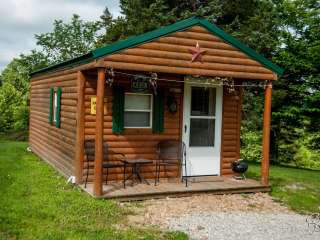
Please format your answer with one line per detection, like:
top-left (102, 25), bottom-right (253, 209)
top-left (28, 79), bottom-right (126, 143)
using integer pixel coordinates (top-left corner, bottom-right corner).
top-left (124, 93), bottom-right (152, 128)
top-left (53, 91), bottom-right (58, 122)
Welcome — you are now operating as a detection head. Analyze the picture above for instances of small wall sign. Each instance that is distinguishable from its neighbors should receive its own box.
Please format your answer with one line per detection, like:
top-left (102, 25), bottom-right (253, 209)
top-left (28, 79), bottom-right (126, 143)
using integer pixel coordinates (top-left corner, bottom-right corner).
top-left (90, 97), bottom-right (108, 115)
top-left (131, 76), bottom-right (149, 93)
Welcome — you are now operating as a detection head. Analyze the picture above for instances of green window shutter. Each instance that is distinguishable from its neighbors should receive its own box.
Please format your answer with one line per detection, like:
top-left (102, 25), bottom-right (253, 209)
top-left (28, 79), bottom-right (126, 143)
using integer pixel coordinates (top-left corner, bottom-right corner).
top-left (49, 88), bottom-right (54, 125)
top-left (112, 86), bottom-right (124, 134)
top-left (153, 89), bottom-right (164, 133)
top-left (55, 87), bottom-right (62, 128)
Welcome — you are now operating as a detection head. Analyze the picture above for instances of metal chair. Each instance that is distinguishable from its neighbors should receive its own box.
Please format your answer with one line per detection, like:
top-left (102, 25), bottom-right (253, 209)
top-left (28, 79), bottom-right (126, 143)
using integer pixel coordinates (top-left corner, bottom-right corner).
top-left (84, 140), bottom-right (126, 188)
top-left (154, 140), bottom-right (183, 186)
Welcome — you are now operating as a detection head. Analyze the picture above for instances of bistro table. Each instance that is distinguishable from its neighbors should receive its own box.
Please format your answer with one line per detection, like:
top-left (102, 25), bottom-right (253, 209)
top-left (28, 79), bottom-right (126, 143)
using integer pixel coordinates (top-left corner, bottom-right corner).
top-left (121, 159), bottom-right (153, 188)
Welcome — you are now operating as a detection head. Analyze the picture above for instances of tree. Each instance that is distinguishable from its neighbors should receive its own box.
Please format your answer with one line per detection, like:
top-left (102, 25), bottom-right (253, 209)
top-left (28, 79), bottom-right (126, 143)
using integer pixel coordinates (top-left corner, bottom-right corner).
top-left (99, 0), bottom-right (281, 56)
top-left (97, 0), bottom-right (175, 46)
top-left (35, 14), bottom-right (102, 63)
top-left (0, 51), bottom-right (47, 133)
top-left (0, 15), bottom-right (102, 134)
top-left (270, 0), bottom-right (320, 167)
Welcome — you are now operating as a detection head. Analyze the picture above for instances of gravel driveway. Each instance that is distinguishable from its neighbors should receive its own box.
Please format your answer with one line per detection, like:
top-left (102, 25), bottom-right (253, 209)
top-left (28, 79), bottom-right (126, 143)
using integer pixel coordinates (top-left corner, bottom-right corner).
top-left (168, 213), bottom-right (319, 240)
top-left (127, 193), bottom-right (320, 240)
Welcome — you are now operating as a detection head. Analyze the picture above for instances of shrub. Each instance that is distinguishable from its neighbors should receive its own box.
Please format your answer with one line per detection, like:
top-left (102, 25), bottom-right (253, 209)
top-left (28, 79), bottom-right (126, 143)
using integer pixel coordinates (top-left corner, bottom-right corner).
top-left (240, 129), bottom-right (262, 162)
top-left (0, 82), bottom-right (29, 133)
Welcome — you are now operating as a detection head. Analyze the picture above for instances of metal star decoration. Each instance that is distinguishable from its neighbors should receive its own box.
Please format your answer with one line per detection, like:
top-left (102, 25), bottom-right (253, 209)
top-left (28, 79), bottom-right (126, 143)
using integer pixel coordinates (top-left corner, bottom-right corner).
top-left (189, 41), bottom-right (206, 63)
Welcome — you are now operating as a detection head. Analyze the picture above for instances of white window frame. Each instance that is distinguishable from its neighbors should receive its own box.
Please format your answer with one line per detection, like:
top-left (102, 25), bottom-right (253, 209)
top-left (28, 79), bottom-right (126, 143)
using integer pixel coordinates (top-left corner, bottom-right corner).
top-left (124, 92), bottom-right (153, 129)
top-left (53, 90), bottom-right (58, 123)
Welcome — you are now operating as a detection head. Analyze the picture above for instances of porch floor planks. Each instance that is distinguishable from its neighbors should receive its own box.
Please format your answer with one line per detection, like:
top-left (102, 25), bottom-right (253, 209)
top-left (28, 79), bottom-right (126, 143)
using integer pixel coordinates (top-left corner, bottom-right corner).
top-left (80, 177), bottom-right (270, 200)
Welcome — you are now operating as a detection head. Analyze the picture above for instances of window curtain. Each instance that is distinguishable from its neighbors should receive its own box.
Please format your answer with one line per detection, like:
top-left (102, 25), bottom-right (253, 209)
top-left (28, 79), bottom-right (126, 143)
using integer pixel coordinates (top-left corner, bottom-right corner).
top-left (112, 86), bottom-right (124, 134)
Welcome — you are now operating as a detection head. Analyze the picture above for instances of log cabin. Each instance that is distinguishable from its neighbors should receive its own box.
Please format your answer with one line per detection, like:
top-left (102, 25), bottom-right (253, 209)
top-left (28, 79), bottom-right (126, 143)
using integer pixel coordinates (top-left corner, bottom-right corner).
top-left (29, 17), bottom-right (283, 198)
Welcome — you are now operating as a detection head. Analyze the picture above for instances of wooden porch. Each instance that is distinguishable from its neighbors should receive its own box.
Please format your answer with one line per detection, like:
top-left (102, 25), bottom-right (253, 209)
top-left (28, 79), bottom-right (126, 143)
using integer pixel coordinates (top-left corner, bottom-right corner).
top-left (80, 177), bottom-right (270, 201)
top-left (77, 68), bottom-right (273, 197)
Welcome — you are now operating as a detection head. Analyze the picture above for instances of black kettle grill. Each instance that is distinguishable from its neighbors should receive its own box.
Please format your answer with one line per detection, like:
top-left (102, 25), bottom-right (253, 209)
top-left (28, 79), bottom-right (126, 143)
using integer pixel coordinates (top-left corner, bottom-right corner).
top-left (231, 159), bottom-right (248, 180)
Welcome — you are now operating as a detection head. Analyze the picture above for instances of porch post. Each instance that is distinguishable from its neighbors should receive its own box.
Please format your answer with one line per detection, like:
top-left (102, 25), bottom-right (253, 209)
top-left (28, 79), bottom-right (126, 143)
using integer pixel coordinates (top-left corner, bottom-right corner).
top-left (93, 68), bottom-right (105, 196)
top-left (75, 71), bottom-right (86, 184)
top-left (261, 81), bottom-right (272, 185)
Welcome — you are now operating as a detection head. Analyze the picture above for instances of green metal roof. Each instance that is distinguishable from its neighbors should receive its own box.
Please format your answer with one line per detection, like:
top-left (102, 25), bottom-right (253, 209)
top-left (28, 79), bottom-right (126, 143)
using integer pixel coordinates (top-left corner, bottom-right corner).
top-left (31, 16), bottom-right (284, 77)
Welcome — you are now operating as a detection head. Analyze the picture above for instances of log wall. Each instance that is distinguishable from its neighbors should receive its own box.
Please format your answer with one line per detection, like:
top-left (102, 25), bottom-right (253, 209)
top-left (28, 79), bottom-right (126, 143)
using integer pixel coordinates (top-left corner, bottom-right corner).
top-left (220, 85), bottom-right (242, 175)
top-left (82, 73), bottom-right (242, 182)
top-left (29, 71), bottom-right (78, 177)
top-left (29, 70), bottom-right (242, 182)
top-left (83, 73), bottom-right (184, 182)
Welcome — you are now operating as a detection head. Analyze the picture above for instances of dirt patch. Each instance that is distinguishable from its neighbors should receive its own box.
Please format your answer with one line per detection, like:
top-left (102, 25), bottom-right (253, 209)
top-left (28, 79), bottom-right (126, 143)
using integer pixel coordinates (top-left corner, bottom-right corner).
top-left (285, 183), bottom-right (307, 190)
top-left (125, 193), bottom-right (293, 228)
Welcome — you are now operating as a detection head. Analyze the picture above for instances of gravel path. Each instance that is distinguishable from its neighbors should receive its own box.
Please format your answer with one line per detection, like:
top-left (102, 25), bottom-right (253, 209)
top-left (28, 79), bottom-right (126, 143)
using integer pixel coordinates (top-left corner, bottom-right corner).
top-left (126, 193), bottom-right (320, 239)
top-left (168, 213), bottom-right (320, 240)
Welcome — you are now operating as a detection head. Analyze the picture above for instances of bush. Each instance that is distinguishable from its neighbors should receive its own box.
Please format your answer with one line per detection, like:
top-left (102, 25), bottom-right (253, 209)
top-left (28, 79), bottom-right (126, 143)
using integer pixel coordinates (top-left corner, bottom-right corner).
top-left (240, 129), bottom-right (262, 162)
top-left (240, 126), bottom-right (320, 170)
top-left (294, 145), bottom-right (320, 170)
top-left (293, 133), bottom-right (320, 170)
top-left (0, 82), bottom-right (29, 133)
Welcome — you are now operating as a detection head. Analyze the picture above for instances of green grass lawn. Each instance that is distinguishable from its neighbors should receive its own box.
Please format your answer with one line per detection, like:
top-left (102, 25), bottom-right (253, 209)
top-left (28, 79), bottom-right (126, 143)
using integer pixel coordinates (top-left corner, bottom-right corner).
top-left (1, 140), bottom-right (319, 239)
top-left (0, 140), bottom-right (187, 240)
top-left (247, 162), bottom-right (320, 213)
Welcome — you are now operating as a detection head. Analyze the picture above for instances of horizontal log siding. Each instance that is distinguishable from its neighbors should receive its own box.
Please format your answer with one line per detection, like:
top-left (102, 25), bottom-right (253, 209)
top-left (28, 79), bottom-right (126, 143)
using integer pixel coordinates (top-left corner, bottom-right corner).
top-left (102, 26), bottom-right (276, 80)
top-left (221, 85), bottom-right (242, 175)
top-left (29, 71), bottom-right (78, 177)
top-left (83, 74), bottom-right (183, 182)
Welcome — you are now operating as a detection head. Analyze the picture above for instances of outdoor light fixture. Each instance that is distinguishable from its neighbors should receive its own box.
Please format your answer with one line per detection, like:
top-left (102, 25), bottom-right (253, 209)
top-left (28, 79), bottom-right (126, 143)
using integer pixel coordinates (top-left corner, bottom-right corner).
top-left (167, 95), bottom-right (178, 114)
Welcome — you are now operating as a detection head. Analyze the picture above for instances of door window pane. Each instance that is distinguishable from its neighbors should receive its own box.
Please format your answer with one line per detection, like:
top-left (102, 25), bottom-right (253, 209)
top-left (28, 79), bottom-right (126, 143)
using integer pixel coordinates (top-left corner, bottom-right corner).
top-left (189, 119), bottom-right (215, 146)
top-left (191, 87), bottom-right (216, 116)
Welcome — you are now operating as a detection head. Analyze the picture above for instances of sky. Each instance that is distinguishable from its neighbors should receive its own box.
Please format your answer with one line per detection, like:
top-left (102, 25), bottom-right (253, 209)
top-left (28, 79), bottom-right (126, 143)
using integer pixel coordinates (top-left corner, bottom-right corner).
top-left (0, 0), bottom-right (121, 71)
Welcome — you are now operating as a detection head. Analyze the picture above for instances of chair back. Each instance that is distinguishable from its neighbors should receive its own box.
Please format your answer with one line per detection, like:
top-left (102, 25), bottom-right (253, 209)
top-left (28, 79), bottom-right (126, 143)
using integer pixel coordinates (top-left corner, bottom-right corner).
top-left (84, 140), bottom-right (108, 161)
top-left (157, 140), bottom-right (181, 163)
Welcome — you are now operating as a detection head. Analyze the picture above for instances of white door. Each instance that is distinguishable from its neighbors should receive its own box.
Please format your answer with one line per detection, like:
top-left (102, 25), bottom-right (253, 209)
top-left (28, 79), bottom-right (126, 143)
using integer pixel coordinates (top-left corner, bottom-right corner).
top-left (182, 83), bottom-right (223, 176)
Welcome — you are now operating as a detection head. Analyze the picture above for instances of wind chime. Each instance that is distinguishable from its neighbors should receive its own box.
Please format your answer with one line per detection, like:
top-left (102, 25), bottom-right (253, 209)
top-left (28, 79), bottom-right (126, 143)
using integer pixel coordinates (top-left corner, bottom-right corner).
top-left (105, 67), bottom-right (114, 86)
top-left (223, 77), bottom-right (241, 100)
top-left (223, 78), bottom-right (235, 94)
top-left (149, 72), bottom-right (158, 95)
